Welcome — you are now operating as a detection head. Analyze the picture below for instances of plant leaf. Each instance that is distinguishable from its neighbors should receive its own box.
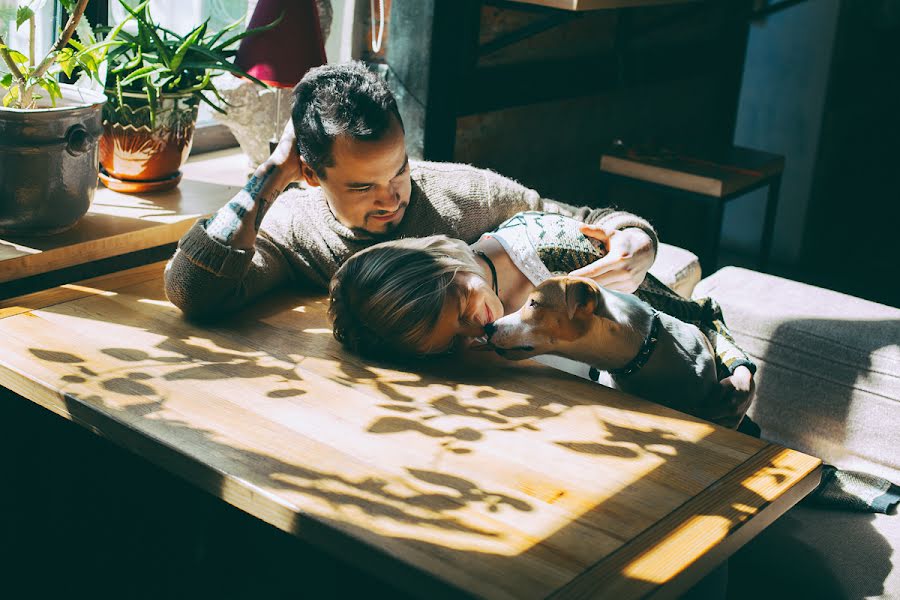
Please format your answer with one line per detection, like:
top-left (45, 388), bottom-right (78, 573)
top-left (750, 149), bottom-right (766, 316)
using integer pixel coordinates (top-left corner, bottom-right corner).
top-left (213, 12), bottom-right (284, 52)
top-left (197, 90), bottom-right (227, 114)
top-left (177, 60), bottom-right (267, 87)
top-left (117, 0), bottom-right (172, 67)
top-left (169, 19), bottom-right (207, 72)
top-left (7, 49), bottom-right (29, 64)
top-left (206, 14), bottom-right (246, 48)
top-left (118, 63), bottom-right (166, 86)
top-left (38, 78), bottom-right (62, 107)
top-left (0, 73), bottom-right (12, 88)
top-left (16, 6), bottom-right (34, 30)
top-left (58, 47), bottom-right (77, 78)
top-left (3, 85), bottom-right (19, 108)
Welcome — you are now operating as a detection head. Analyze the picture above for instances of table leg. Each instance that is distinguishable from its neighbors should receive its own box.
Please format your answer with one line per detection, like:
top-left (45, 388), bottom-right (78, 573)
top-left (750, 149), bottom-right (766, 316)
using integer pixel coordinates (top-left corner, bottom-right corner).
top-left (703, 199), bottom-right (725, 276)
top-left (759, 174), bottom-right (782, 272)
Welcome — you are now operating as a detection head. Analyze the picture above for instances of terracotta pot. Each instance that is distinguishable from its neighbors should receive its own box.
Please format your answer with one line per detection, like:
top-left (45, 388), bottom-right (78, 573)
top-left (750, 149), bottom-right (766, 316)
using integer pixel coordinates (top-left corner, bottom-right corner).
top-left (99, 91), bottom-right (199, 193)
top-left (0, 85), bottom-right (105, 236)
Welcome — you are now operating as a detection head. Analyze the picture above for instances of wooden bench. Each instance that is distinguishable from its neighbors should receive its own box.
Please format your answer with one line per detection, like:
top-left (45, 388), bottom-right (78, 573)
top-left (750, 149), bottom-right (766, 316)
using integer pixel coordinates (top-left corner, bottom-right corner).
top-left (0, 263), bottom-right (821, 599)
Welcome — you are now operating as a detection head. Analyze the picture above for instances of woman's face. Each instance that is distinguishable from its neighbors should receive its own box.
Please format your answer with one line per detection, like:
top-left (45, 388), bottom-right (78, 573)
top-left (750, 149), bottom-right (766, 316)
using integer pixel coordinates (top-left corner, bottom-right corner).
top-left (417, 270), bottom-right (505, 355)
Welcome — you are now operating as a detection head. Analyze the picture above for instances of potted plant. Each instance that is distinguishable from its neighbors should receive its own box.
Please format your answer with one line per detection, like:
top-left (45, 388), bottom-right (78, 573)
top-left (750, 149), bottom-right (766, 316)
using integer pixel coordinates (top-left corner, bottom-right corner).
top-left (0, 0), bottom-right (107, 235)
top-left (95, 0), bottom-right (277, 193)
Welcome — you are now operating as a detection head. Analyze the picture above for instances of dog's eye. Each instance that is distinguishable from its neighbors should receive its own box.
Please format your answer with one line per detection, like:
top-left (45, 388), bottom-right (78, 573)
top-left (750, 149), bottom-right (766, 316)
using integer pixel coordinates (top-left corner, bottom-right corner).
top-left (528, 299), bottom-right (539, 308)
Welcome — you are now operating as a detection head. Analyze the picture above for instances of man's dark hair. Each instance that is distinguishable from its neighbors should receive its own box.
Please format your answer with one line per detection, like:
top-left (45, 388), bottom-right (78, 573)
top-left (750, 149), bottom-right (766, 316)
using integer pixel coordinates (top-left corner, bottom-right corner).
top-left (291, 61), bottom-right (403, 177)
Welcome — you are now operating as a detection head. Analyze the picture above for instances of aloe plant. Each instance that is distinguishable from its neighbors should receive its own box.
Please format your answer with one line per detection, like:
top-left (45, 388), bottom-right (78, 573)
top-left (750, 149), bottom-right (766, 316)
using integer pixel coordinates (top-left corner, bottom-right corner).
top-left (0, 0), bottom-right (98, 109)
top-left (100, 0), bottom-right (280, 125)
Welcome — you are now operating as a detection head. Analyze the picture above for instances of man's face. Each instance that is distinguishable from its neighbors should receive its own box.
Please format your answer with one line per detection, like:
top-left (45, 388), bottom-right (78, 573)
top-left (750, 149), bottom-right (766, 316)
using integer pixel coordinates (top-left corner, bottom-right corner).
top-left (302, 116), bottom-right (411, 236)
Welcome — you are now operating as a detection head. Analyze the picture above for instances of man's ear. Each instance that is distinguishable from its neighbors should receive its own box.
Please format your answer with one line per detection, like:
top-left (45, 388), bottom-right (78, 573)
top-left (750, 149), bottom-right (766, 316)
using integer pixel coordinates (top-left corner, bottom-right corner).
top-left (565, 279), bottom-right (598, 320)
top-left (300, 159), bottom-right (321, 188)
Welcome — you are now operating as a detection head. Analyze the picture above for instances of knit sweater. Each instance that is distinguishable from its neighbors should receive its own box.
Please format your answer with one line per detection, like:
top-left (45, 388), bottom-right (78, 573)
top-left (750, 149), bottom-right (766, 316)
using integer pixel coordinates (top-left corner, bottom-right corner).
top-left (164, 161), bottom-right (658, 318)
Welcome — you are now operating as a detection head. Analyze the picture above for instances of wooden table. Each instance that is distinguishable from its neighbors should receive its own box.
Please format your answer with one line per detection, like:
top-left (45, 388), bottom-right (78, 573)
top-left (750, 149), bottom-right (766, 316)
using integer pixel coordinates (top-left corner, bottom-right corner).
top-left (0, 149), bottom-right (246, 285)
top-left (0, 264), bottom-right (821, 600)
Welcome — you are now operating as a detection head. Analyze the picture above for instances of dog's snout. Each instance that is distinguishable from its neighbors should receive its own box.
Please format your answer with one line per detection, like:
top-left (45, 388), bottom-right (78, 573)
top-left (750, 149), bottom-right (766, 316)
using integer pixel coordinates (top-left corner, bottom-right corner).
top-left (484, 322), bottom-right (496, 337)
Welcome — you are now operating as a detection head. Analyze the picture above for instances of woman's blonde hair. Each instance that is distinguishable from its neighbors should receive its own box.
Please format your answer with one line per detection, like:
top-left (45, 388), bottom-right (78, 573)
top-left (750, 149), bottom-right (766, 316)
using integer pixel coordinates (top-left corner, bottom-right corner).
top-left (329, 235), bottom-right (482, 358)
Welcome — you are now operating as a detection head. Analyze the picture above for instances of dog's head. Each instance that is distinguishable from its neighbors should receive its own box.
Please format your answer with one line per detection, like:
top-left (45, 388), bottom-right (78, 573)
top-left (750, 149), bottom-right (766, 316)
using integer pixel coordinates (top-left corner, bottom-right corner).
top-left (486, 276), bottom-right (605, 360)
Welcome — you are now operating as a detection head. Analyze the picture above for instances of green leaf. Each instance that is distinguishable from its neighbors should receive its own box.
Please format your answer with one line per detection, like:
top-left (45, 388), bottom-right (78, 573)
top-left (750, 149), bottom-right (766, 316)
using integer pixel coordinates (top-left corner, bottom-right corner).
top-left (3, 85), bottom-right (19, 108)
top-left (58, 48), bottom-right (77, 78)
top-left (118, 63), bottom-right (167, 86)
top-left (59, 0), bottom-right (78, 12)
top-left (177, 60), bottom-right (267, 87)
top-left (7, 49), bottom-right (29, 64)
top-left (213, 12), bottom-right (284, 52)
top-left (117, 0), bottom-right (172, 67)
top-left (16, 6), bottom-right (34, 30)
top-left (206, 15), bottom-right (246, 48)
top-left (169, 20), bottom-right (208, 72)
top-left (0, 73), bottom-right (11, 88)
top-left (38, 78), bottom-right (62, 107)
top-left (197, 89), bottom-right (227, 114)
top-left (75, 53), bottom-right (99, 77)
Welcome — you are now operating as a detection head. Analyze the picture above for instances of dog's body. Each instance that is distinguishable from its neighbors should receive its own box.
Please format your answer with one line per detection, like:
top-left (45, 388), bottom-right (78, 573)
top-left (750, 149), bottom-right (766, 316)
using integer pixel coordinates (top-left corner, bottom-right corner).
top-left (486, 276), bottom-right (719, 416)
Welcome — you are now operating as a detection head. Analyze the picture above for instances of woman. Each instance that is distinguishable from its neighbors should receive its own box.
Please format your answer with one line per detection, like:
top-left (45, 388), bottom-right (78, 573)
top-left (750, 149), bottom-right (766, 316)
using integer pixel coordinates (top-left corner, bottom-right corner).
top-left (329, 212), bottom-right (754, 425)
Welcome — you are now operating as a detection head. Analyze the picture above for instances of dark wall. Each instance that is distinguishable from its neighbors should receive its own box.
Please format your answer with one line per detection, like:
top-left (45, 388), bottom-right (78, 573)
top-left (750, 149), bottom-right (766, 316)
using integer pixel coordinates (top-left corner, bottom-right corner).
top-left (385, 0), bottom-right (753, 209)
top-left (801, 1), bottom-right (900, 307)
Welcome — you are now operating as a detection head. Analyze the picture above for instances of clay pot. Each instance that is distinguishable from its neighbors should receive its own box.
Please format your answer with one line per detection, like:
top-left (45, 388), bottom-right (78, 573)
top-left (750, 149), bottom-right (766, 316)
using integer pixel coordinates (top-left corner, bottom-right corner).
top-left (0, 85), bottom-right (106, 236)
top-left (99, 91), bottom-right (199, 193)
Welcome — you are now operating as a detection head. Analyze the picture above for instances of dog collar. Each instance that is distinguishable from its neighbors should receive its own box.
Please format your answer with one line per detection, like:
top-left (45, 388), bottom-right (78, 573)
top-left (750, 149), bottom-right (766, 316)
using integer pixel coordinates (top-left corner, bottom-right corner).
top-left (589, 310), bottom-right (661, 381)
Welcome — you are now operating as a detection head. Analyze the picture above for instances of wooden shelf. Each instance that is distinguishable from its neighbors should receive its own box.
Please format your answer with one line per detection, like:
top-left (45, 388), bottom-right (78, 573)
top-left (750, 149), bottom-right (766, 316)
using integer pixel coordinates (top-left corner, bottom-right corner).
top-left (0, 149), bottom-right (247, 285)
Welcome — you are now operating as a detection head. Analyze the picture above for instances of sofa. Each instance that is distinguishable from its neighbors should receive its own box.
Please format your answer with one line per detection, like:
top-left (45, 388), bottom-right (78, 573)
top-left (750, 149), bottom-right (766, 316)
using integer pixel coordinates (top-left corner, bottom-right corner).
top-left (646, 243), bottom-right (900, 600)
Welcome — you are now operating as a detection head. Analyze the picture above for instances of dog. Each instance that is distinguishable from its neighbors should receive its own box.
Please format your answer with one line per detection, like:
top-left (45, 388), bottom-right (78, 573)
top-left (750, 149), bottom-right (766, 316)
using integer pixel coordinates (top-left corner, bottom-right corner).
top-left (484, 276), bottom-right (719, 418)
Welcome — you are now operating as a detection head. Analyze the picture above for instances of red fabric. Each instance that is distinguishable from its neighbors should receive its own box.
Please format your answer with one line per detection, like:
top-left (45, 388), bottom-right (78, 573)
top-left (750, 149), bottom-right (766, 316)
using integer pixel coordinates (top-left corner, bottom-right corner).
top-left (236, 0), bottom-right (327, 89)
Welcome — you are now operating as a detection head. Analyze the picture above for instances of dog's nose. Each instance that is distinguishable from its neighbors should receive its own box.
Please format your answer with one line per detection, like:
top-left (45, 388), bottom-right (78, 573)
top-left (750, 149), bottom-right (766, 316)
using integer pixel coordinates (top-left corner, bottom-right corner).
top-left (484, 322), bottom-right (496, 337)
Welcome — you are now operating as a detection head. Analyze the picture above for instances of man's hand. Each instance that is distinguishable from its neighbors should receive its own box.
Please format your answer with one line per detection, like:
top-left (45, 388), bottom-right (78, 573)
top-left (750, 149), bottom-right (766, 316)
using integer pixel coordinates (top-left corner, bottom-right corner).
top-left (570, 226), bottom-right (655, 293)
top-left (254, 120), bottom-right (302, 185)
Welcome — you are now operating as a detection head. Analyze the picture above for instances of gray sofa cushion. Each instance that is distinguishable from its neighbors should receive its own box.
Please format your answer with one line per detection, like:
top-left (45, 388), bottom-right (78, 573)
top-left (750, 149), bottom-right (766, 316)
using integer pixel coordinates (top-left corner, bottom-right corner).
top-left (729, 507), bottom-right (899, 600)
top-left (694, 267), bottom-right (900, 483)
top-left (694, 267), bottom-right (899, 599)
top-left (649, 242), bottom-right (701, 299)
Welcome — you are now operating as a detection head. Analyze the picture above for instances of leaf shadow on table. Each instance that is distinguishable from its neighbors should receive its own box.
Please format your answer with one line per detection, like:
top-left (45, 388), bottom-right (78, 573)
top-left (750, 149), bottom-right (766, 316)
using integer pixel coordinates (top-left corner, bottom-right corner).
top-left (18, 281), bottom-right (829, 598)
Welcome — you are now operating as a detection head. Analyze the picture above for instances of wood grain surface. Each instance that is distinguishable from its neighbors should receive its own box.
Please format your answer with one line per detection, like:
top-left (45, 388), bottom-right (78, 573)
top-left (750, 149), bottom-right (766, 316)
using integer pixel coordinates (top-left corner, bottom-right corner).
top-left (0, 264), bottom-right (821, 599)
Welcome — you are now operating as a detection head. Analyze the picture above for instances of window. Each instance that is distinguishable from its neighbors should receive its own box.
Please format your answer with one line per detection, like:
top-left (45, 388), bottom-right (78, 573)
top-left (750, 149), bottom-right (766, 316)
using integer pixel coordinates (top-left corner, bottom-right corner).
top-left (0, 1), bottom-right (57, 70)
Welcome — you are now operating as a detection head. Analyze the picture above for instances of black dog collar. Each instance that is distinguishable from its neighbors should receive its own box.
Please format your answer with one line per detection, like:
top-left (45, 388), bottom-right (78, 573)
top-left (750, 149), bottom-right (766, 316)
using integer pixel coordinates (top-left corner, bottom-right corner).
top-left (589, 310), bottom-right (661, 381)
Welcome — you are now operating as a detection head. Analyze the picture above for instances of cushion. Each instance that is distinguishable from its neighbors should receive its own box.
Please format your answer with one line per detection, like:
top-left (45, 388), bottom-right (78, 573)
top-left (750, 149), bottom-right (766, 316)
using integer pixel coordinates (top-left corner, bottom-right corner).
top-left (694, 267), bottom-right (900, 483)
top-left (650, 243), bottom-right (701, 299)
top-left (729, 507), bottom-right (900, 599)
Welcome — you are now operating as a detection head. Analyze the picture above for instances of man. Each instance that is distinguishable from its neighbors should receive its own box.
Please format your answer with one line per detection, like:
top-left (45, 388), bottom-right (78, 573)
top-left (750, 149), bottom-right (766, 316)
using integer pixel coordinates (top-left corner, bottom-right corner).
top-left (165, 61), bottom-right (657, 319)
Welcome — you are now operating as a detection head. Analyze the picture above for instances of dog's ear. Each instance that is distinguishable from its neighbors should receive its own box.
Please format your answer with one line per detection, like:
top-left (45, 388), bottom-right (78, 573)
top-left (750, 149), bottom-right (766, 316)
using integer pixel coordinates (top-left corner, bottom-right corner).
top-left (565, 279), bottom-right (598, 320)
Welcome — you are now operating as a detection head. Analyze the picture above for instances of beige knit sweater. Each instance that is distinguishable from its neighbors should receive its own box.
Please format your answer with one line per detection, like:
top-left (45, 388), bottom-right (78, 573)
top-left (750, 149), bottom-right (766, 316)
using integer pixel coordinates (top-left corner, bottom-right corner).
top-left (164, 161), bottom-right (657, 318)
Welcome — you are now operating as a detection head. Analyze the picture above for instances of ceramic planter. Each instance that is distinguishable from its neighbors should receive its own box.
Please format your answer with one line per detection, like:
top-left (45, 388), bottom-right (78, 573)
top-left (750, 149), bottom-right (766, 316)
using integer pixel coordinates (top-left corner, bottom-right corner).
top-left (99, 91), bottom-right (199, 193)
top-left (0, 84), bottom-right (106, 236)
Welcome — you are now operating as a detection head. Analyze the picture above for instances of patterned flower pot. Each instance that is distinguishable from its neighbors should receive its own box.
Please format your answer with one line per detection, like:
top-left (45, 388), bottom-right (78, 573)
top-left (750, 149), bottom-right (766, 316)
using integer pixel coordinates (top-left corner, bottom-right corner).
top-left (0, 85), bottom-right (105, 236)
top-left (99, 91), bottom-right (199, 193)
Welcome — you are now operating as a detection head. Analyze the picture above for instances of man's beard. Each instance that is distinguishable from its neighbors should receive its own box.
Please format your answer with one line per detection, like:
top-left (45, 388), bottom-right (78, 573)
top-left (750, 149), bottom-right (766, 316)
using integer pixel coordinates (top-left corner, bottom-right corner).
top-left (358, 204), bottom-right (407, 239)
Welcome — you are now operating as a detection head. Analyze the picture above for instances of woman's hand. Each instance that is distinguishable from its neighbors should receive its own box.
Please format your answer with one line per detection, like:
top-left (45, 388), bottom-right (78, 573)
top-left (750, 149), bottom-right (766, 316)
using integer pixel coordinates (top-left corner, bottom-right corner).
top-left (569, 226), bottom-right (655, 293)
top-left (704, 366), bottom-right (755, 429)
